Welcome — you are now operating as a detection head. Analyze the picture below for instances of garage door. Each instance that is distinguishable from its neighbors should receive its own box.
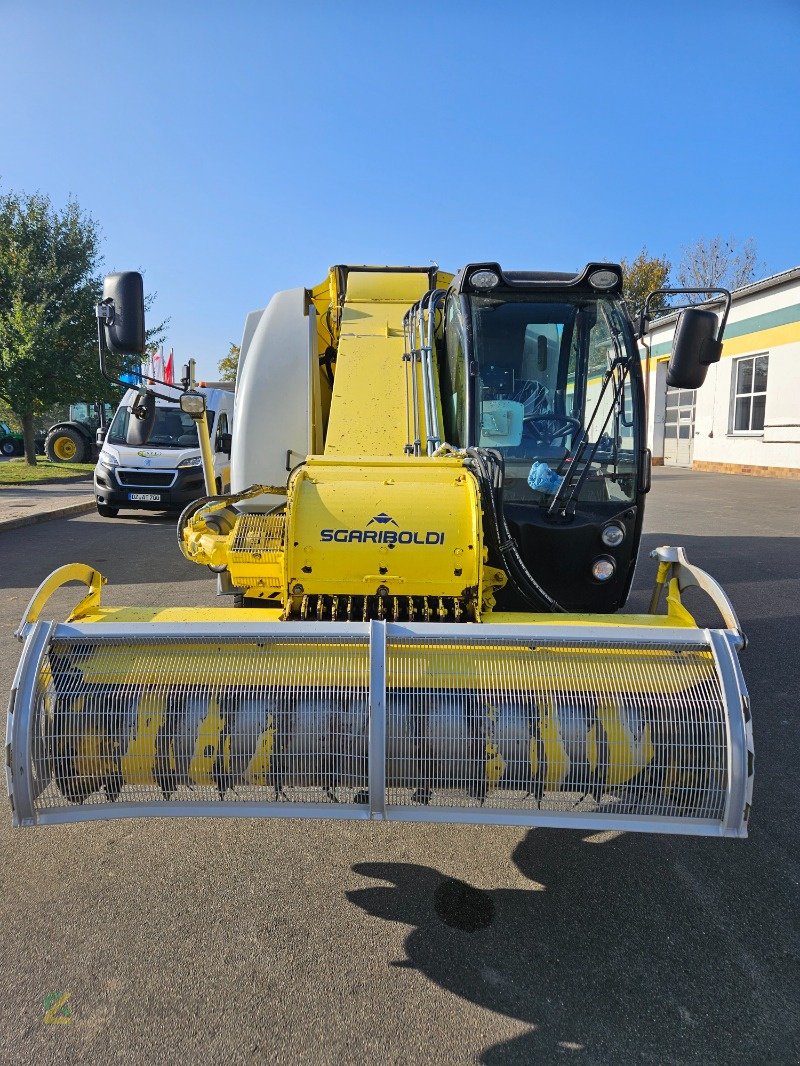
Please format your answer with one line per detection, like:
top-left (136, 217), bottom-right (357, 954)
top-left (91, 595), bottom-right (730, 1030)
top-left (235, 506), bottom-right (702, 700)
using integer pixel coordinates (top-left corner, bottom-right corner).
top-left (663, 387), bottom-right (695, 467)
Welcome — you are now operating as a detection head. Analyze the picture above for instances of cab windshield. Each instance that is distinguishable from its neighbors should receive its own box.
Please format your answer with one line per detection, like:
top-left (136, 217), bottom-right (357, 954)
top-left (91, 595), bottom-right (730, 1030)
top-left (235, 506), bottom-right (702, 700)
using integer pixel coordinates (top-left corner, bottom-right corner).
top-left (107, 405), bottom-right (214, 449)
top-left (467, 293), bottom-right (638, 503)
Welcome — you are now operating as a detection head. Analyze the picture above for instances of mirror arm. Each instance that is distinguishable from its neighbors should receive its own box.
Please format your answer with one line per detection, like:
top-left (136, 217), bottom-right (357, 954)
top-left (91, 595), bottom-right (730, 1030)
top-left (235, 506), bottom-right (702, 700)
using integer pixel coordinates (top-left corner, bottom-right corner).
top-left (640, 287), bottom-right (732, 342)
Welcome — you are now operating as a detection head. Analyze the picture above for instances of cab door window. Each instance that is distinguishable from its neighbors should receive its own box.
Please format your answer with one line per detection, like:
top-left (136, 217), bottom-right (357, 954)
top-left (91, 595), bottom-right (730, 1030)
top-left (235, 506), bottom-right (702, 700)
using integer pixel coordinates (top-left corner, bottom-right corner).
top-left (215, 412), bottom-right (229, 452)
top-left (441, 295), bottom-right (468, 447)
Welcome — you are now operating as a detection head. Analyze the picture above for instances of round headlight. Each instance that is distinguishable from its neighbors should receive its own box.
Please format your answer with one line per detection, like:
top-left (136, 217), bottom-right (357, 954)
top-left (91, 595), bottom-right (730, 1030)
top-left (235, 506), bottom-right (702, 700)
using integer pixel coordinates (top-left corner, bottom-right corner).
top-left (588, 269), bottom-right (619, 290)
top-left (591, 557), bottom-right (616, 582)
top-left (601, 523), bottom-right (625, 548)
top-left (469, 269), bottom-right (500, 289)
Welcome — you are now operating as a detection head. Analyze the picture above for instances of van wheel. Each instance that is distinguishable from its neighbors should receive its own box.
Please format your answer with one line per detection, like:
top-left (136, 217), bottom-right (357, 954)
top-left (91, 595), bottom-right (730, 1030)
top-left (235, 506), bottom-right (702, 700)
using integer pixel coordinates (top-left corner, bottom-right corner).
top-left (46, 428), bottom-right (86, 463)
top-left (97, 504), bottom-right (119, 517)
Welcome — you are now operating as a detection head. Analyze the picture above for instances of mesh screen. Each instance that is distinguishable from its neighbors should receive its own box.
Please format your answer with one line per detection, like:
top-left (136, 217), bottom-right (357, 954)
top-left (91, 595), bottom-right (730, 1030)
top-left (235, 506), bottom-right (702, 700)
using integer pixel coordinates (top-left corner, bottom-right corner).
top-left (27, 632), bottom-right (729, 825)
top-left (385, 637), bottom-right (728, 820)
top-left (32, 635), bottom-right (369, 811)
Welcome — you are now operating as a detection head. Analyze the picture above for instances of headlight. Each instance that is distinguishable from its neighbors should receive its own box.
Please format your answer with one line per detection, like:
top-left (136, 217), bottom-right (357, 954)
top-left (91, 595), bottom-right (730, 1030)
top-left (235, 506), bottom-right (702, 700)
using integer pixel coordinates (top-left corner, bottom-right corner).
top-left (469, 269), bottom-right (500, 289)
top-left (601, 523), bottom-right (625, 548)
top-left (591, 557), bottom-right (616, 582)
top-left (178, 456), bottom-right (203, 468)
top-left (180, 392), bottom-right (206, 416)
top-left (99, 452), bottom-right (118, 468)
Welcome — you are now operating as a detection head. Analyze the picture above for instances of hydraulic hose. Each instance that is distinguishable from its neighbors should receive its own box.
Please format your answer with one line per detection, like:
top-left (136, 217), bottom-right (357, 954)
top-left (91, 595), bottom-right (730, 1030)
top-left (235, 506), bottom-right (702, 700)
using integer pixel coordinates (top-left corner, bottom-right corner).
top-left (464, 448), bottom-right (566, 613)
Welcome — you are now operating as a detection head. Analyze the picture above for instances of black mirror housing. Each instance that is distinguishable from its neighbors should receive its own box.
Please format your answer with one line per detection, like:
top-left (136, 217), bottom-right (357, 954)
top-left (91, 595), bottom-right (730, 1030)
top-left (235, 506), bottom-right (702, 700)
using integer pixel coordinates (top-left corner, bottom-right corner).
top-left (125, 393), bottom-right (156, 446)
top-left (667, 307), bottom-right (722, 390)
top-left (218, 432), bottom-right (232, 456)
top-left (102, 272), bottom-right (145, 355)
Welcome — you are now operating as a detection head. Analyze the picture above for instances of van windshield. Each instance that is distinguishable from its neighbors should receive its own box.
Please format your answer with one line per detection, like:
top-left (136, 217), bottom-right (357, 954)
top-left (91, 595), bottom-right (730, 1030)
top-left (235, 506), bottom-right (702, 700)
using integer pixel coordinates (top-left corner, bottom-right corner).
top-left (107, 406), bottom-right (215, 449)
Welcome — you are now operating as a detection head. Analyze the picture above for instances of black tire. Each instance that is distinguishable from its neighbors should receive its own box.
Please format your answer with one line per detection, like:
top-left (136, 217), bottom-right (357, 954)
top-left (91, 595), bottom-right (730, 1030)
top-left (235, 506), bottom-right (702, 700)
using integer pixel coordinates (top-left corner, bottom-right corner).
top-left (45, 426), bottom-right (87, 463)
top-left (0, 439), bottom-right (17, 456)
top-left (96, 504), bottom-right (119, 518)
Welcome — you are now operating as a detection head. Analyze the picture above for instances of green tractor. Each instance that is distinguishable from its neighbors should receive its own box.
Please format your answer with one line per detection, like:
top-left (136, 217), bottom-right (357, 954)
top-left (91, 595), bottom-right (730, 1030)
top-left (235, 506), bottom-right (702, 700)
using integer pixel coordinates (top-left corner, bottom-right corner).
top-left (0, 421), bottom-right (24, 457)
top-left (40, 402), bottom-right (114, 463)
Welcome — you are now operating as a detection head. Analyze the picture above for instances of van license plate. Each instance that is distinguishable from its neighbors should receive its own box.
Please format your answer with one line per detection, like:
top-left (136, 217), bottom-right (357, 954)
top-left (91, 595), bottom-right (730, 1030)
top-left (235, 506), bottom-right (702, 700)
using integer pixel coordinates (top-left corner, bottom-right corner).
top-left (128, 493), bottom-right (162, 502)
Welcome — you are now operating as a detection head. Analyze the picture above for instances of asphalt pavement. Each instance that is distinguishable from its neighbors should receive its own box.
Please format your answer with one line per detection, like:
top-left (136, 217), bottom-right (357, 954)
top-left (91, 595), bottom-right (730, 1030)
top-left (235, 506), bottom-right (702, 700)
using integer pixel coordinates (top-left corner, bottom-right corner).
top-left (0, 468), bottom-right (797, 1064)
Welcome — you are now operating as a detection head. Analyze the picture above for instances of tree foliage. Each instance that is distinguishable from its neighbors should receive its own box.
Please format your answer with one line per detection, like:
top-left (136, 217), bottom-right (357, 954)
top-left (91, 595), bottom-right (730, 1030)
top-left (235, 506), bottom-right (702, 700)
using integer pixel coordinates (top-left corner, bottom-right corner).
top-left (218, 342), bottom-right (240, 382)
top-left (0, 188), bottom-right (120, 462)
top-left (676, 236), bottom-right (763, 294)
top-left (620, 247), bottom-right (671, 325)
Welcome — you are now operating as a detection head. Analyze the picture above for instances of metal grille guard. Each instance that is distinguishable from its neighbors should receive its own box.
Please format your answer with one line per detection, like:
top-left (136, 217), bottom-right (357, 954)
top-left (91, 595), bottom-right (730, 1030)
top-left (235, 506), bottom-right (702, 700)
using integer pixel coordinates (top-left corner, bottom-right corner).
top-left (7, 617), bottom-right (753, 837)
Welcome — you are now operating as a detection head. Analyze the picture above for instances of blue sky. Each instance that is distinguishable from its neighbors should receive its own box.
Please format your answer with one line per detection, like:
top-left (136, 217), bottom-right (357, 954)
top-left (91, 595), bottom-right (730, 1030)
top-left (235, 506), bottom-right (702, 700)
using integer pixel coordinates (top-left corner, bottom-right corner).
top-left (1, 0), bottom-right (798, 379)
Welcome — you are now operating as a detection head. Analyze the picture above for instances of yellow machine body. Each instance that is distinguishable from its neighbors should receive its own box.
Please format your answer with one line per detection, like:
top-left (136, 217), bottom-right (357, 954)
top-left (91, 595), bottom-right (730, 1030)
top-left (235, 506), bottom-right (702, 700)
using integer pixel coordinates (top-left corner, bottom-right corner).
top-left (5, 266), bottom-right (753, 837)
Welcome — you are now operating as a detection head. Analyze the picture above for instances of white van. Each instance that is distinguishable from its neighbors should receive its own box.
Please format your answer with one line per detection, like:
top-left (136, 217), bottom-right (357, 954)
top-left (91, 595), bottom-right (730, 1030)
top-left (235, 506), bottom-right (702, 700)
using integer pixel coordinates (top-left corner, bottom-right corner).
top-left (94, 385), bottom-right (234, 517)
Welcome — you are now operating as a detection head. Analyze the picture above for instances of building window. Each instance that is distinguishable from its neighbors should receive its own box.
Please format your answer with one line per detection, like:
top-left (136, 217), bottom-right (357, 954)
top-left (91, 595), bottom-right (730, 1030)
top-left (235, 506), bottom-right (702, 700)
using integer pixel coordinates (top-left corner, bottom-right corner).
top-left (731, 354), bottom-right (768, 433)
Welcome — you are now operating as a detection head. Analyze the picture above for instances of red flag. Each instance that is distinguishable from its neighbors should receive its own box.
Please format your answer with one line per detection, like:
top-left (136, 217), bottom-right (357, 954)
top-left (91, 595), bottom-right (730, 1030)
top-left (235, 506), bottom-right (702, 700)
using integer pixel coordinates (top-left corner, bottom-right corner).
top-left (164, 349), bottom-right (174, 385)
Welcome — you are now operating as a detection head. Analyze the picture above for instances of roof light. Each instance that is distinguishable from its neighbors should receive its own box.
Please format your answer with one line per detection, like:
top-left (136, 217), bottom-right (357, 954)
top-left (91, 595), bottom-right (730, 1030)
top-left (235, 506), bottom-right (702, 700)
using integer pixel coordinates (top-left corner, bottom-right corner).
top-left (469, 269), bottom-right (500, 289)
top-left (588, 269), bottom-right (619, 290)
top-left (591, 557), bottom-right (616, 582)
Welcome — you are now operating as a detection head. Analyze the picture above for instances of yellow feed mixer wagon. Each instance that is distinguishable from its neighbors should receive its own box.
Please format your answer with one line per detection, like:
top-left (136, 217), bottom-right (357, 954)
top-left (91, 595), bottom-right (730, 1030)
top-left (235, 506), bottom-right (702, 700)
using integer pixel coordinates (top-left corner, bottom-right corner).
top-left (7, 264), bottom-right (753, 836)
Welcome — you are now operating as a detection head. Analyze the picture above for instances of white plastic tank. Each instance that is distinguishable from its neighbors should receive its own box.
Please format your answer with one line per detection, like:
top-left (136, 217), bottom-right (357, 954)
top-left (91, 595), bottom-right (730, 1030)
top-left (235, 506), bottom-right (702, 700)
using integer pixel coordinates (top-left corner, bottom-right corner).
top-left (231, 287), bottom-right (315, 506)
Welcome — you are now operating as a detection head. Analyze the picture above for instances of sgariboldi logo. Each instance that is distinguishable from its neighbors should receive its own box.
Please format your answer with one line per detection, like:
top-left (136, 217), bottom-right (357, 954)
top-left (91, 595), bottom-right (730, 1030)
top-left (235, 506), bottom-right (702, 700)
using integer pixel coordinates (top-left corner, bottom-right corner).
top-left (320, 512), bottom-right (445, 545)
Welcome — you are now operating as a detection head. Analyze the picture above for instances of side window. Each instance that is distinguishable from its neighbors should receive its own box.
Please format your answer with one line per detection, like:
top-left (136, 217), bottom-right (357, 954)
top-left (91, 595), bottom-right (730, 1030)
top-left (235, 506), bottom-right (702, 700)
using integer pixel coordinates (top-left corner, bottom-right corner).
top-left (731, 354), bottom-right (768, 432)
top-left (441, 296), bottom-right (467, 446)
top-left (215, 412), bottom-right (229, 451)
top-left (583, 314), bottom-right (615, 443)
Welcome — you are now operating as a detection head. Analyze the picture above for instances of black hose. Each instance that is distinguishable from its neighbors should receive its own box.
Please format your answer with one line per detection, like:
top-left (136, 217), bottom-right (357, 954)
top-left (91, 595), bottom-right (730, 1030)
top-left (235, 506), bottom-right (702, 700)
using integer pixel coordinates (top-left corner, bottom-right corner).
top-left (465, 448), bottom-right (566, 614)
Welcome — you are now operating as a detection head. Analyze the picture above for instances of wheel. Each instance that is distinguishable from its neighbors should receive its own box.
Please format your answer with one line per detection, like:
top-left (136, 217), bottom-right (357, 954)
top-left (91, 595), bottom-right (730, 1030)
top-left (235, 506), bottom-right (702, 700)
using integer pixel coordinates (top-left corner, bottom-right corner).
top-left (0, 439), bottom-right (17, 456)
top-left (45, 427), bottom-right (87, 463)
top-left (96, 504), bottom-right (119, 518)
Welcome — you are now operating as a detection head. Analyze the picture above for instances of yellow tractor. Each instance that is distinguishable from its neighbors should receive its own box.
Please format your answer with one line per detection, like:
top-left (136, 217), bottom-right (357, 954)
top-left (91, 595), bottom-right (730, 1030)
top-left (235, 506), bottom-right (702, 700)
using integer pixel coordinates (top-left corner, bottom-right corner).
top-left (7, 264), bottom-right (753, 837)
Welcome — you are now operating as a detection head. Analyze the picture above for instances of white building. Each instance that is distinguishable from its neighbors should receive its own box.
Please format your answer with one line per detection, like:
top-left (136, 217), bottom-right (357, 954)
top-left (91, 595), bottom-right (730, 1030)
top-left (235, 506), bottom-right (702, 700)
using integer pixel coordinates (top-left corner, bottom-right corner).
top-left (644, 266), bottom-right (800, 477)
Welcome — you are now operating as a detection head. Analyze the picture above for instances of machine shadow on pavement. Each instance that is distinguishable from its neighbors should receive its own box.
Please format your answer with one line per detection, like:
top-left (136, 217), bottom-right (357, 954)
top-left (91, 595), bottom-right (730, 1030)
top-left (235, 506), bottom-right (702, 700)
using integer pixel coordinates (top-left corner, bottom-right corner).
top-left (347, 819), bottom-right (798, 1063)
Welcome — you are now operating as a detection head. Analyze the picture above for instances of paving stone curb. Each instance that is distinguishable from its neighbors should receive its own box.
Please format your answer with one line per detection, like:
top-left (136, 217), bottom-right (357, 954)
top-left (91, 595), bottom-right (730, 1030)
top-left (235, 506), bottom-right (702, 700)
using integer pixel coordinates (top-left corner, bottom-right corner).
top-left (0, 500), bottom-right (95, 532)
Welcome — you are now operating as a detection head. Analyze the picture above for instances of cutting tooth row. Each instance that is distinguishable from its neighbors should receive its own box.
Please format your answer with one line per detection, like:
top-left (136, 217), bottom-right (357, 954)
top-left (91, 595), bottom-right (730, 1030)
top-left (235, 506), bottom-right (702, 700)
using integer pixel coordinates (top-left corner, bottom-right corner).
top-left (290, 595), bottom-right (477, 622)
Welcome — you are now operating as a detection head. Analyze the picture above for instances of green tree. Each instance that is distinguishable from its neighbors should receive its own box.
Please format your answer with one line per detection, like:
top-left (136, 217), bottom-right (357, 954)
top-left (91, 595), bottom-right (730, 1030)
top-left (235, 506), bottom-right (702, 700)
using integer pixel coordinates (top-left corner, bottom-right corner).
top-left (620, 247), bottom-right (671, 326)
top-left (218, 342), bottom-right (240, 382)
top-left (0, 188), bottom-right (117, 463)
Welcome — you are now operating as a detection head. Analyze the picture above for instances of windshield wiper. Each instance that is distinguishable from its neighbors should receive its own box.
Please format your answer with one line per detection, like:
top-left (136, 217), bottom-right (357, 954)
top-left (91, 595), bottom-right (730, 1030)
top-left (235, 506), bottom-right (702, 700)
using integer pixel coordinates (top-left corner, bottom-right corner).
top-left (547, 355), bottom-right (629, 517)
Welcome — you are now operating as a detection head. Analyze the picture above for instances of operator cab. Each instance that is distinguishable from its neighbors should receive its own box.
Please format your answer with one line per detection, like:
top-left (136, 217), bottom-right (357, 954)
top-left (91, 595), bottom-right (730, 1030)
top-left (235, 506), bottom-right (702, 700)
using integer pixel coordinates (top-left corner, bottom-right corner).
top-left (438, 263), bottom-right (646, 613)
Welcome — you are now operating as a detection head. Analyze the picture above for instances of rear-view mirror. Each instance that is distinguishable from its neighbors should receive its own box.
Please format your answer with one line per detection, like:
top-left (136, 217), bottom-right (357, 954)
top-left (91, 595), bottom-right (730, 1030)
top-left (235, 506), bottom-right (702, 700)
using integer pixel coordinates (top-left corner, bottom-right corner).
top-left (102, 272), bottom-right (145, 355)
top-left (126, 393), bottom-right (156, 446)
top-left (667, 307), bottom-right (723, 390)
top-left (537, 335), bottom-right (548, 372)
top-left (218, 432), bottom-right (232, 456)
